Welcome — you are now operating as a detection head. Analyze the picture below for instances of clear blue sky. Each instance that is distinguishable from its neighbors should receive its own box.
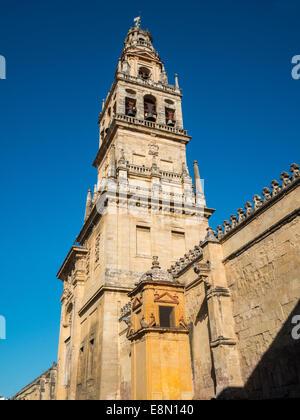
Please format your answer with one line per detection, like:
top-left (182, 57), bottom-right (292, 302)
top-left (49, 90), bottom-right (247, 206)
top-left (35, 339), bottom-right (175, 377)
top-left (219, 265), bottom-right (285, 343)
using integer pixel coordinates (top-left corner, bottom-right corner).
top-left (0, 0), bottom-right (299, 398)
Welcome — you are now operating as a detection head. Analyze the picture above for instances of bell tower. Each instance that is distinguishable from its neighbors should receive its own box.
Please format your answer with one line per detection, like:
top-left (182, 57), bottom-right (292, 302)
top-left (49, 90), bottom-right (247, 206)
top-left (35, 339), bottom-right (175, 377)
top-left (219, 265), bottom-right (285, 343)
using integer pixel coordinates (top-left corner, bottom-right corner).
top-left (56, 18), bottom-right (214, 400)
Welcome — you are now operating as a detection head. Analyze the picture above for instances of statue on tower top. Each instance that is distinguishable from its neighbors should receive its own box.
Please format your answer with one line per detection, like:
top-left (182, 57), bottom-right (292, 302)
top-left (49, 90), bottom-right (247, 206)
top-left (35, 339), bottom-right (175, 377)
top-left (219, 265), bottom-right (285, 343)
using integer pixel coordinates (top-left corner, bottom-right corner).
top-left (134, 15), bottom-right (141, 28)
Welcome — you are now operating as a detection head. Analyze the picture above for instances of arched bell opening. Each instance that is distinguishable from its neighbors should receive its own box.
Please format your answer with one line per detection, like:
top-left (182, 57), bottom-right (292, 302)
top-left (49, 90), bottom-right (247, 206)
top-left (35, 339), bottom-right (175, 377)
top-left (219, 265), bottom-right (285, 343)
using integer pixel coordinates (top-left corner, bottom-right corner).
top-left (125, 97), bottom-right (137, 117)
top-left (165, 108), bottom-right (176, 126)
top-left (139, 66), bottom-right (151, 80)
top-left (144, 94), bottom-right (157, 122)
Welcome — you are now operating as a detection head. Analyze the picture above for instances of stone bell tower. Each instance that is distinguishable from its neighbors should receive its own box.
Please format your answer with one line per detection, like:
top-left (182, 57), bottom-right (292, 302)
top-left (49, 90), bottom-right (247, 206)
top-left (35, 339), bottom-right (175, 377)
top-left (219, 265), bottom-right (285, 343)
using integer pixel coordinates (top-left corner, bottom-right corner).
top-left (56, 18), bottom-right (214, 400)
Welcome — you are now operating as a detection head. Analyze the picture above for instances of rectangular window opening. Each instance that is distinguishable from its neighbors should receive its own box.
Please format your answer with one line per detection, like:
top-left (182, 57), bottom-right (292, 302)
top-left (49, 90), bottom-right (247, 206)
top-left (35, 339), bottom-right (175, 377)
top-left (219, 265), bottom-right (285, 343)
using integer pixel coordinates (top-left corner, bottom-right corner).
top-left (159, 306), bottom-right (175, 328)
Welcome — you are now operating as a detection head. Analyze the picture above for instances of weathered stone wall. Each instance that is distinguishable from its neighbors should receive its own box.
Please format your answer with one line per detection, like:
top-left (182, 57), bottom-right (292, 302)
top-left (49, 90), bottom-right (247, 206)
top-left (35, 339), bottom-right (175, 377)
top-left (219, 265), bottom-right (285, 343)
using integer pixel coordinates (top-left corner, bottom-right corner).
top-left (224, 216), bottom-right (300, 398)
top-left (185, 279), bottom-right (215, 399)
top-left (221, 179), bottom-right (300, 399)
top-left (12, 363), bottom-right (57, 400)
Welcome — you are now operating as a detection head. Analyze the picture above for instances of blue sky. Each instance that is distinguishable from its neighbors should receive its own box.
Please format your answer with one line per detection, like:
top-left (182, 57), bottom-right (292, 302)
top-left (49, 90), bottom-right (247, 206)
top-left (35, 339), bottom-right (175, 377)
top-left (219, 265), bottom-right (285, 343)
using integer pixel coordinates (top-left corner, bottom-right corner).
top-left (0, 0), bottom-right (299, 398)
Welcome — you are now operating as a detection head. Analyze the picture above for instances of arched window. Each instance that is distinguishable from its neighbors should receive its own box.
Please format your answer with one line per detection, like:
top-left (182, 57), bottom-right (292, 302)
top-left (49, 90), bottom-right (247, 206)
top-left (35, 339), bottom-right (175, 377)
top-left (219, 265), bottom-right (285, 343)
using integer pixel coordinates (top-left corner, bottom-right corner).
top-left (125, 97), bottom-right (136, 116)
top-left (165, 108), bottom-right (176, 126)
top-left (144, 95), bottom-right (157, 122)
top-left (139, 66), bottom-right (151, 80)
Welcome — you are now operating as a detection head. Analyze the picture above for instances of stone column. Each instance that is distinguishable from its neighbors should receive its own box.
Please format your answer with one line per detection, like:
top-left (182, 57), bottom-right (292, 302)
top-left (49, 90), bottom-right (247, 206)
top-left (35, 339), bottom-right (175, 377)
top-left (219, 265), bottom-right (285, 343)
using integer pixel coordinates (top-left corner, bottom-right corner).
top-left (118, 87), bottom-right (126, 115)
top-left (201, 232), bottom-right (244, 398)
top-left (175, 99), bottom-right (183, 129)
top-left (136, 92), bottom-right (144, 120)
top-left (156, 96), bottom-right (165, 124)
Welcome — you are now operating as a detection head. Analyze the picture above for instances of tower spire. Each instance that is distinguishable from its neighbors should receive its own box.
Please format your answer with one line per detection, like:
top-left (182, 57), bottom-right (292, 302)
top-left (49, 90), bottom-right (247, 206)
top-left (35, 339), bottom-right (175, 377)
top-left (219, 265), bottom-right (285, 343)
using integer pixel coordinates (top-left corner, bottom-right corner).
top-left (193, 160), bottom-right (205, 206)
top-left (84, 189), bottom-right (92, 222)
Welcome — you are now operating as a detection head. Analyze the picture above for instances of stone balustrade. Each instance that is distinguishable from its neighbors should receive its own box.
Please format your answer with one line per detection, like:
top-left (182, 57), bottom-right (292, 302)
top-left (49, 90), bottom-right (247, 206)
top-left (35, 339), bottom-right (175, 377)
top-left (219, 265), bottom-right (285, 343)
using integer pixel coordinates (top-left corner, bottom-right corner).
top-left (114, 113), bottom-right (187, 135)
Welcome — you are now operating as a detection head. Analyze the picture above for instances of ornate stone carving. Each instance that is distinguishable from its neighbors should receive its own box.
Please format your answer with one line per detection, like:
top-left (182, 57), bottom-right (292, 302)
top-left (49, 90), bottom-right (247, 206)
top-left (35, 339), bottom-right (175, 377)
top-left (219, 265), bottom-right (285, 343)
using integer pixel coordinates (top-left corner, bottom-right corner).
top-left (148, 313), bottom-right (156, 327)
top-left (216, 225), bottom-right (224, 239)
top-left (237, 208), bottom-right (246, 223)
top-left (118, 148), bottom-right (127, 168)
top-left (179, 316), bottom-right (188, 329)
top-left (152, 256), bottom-right (160, 269)
top-left (230, 214), bottom-right (238, 228)
top-left (132, 296), bottom-right (143, 311)
top-left (148, 142), bottom-right (159, 156)
top-left (290, 163), bottom-right (300, 181)
top-left (193, 262), bottom-right (211, 274)
top-left (253, 194), bottom-right (262, 211)
top-left (280, 171), bottom-right (291, 188)
top-left (154, 291), bottom-right (179, 304)
top-left (223, 220), bottom-right (231, 234)
top-left (204, 226), bottom-right (218, 242)
top-left (244, 201), bottom-right (253, 217)
top-left (262, 187), bottom-right (271, 202)
top-left (270, 179), bottom-right (281, 196)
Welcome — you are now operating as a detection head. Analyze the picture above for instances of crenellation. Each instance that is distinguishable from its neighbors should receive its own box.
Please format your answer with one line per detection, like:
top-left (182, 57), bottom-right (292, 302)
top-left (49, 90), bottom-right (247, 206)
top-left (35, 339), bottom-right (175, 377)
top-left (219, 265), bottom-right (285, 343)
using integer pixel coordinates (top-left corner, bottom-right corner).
top-left (216, 163), bottom-right (300, 239)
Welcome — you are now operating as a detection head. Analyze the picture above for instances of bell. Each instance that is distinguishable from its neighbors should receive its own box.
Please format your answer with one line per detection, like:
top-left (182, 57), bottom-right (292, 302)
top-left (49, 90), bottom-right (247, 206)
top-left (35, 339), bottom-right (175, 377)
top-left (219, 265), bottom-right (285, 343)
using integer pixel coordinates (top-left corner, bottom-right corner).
top-left (167, 119), bottom-right (174, 126)
top-left (146, 112), bottom-right (156, 122)
top-left (127, 109), bottom-right (135, 116)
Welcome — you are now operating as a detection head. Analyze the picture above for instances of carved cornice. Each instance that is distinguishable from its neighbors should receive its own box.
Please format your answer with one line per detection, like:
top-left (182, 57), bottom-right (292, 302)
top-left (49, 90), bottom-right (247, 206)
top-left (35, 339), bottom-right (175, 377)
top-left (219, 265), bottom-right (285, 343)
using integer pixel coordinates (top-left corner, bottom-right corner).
top-left (127, 326), bottom-right (189, 341)
top-left (56, 246), bottom-right (88, 281)
top-left (78, 285), bottom-right (132, 317)
top-left (128, 279), bottom-right (184, 298)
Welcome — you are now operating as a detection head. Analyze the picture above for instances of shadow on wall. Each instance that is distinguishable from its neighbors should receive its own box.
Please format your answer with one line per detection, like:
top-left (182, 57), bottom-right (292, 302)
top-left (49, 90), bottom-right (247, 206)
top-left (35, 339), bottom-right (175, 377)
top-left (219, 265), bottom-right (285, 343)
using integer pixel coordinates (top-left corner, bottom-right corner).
top-left (217, 300), bottom-right (300, 400)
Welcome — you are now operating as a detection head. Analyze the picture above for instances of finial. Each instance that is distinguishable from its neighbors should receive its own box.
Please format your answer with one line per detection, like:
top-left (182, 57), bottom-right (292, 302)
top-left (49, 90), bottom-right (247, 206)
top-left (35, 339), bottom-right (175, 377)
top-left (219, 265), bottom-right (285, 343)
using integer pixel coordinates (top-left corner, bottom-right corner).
top-left (92, 184), bottom-right (98, 204)
top-left (102, 99), bottom-right (105, 111)
top-left (193, 160), bottom-right (205, 204)
top-left (133, 15), bottom-right (141, 28)
top-left (152, 256), bottom-right (161, 269)
top-left (205, 227), bottom-right (219, 242)
top-left (84, 189), bottom-right (92, 222)
top-left (175, 73), bottom-right (179, 89)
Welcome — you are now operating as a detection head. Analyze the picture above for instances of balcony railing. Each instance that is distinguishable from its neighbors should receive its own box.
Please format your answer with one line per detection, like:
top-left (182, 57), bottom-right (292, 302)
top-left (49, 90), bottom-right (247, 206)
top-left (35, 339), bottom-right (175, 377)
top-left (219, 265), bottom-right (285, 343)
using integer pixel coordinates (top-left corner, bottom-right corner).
top-left (127, 163), bottom-right (182, 181)
top-left (114, 113), bottom-right (188, 136)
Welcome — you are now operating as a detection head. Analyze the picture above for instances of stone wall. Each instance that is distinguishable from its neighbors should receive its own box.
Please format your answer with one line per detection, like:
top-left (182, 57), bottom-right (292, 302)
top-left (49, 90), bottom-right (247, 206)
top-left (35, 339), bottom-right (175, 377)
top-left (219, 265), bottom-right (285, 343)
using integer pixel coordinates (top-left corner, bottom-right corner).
top-left (223, 197), bottom-right (300, 398)
top-left (12, 363), bottom-right (57, 400)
